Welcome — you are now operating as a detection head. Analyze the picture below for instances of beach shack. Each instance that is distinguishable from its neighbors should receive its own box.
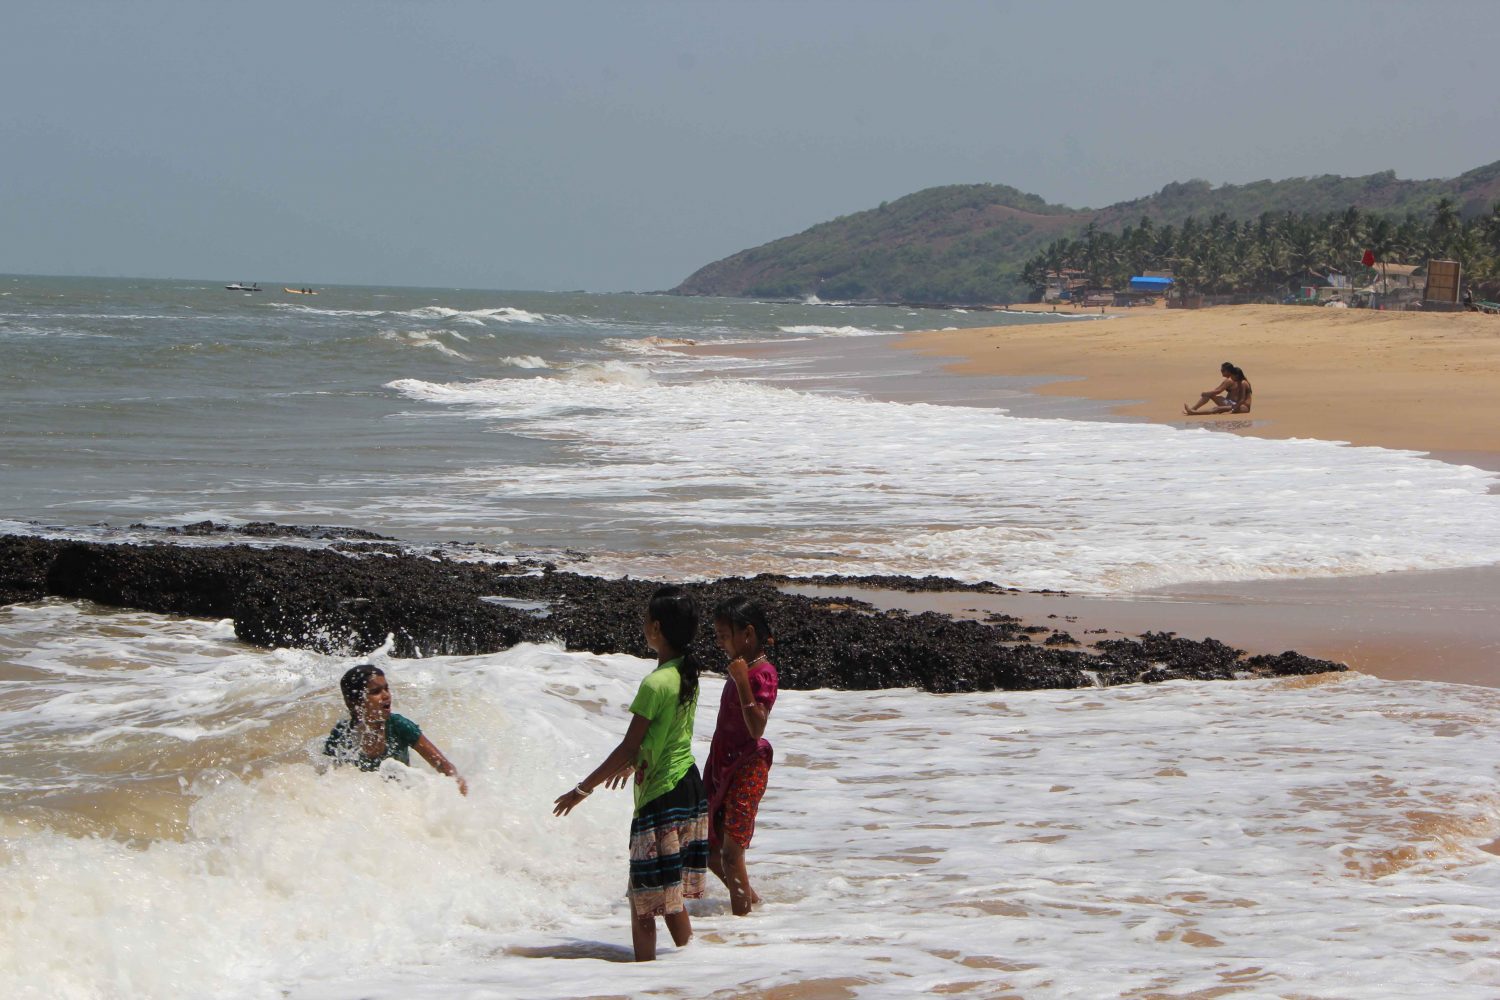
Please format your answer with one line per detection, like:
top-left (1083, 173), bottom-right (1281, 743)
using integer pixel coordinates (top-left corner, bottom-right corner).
top-left (1115, 274), bottom-right (1173, 306)
top-left (1129, 275), bottom-right (1173, 294)
top-left (1042, 269), bottom-right (1088, 302)
top-left (1368, 262), bottom-right (1423, 309)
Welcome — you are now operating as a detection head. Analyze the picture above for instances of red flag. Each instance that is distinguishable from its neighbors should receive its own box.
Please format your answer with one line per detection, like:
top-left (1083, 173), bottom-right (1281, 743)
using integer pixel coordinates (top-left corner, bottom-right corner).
top-left (1361, 249), bottom-right (1376, 267)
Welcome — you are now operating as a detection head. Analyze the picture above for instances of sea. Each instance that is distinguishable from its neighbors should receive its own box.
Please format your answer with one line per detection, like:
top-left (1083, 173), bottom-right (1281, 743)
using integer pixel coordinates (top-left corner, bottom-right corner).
top-left (5, 275), bottom-right (1500, 998)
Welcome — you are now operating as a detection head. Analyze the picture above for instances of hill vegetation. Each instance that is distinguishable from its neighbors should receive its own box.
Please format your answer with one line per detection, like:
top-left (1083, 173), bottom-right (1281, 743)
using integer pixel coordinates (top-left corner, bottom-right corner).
top-left (670, 161), bottom-right (1500, 304)
top-left (1018, 197), bottom-right (1500, 298)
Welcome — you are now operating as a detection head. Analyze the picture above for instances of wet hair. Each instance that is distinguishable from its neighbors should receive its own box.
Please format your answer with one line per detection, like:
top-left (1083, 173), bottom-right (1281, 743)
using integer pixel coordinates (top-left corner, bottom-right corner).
top-left (1228, 365), bottom-right (1247, 381)
top-left (339, 664), bottom-right (384, 717)
top-left (714, 595), bottom-right (773, 650)
top-left (1220, 361), bottom-right (1235, 375)
top-left (647, 585), bottom-right (700, 708)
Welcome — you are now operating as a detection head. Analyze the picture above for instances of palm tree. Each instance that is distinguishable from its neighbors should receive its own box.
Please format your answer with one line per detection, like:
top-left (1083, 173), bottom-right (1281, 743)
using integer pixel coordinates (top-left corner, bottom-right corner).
top-left (1481, 201), bottom-right (1500, 259)
top-left (1286, 226), bottom-right (1326, 286)
top-left (1430, 196), bottom-right (1461, 257)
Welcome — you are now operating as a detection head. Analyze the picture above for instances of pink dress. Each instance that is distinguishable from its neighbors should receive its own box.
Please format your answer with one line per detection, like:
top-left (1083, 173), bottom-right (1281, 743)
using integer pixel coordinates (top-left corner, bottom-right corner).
top-left (703, 660), bottom-right (778, 843)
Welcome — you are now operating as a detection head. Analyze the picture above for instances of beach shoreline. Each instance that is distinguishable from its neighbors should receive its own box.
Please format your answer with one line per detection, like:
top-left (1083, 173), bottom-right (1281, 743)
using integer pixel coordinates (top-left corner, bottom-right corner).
top-left (878, 303), bottom-right (1500, 687)
top-left (899, 303), bottom-right (1500, 455)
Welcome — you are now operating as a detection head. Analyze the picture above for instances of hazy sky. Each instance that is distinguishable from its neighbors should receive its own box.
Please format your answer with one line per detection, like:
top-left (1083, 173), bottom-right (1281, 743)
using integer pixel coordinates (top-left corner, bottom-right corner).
top-left (5, 1), bottom-right (1497, 291)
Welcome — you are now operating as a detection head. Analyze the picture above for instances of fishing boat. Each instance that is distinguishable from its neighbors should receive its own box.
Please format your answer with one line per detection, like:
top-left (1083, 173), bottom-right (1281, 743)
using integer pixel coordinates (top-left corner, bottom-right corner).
top-left (225, 283), bottom-right (261, 292)
top-left (282, 287), bottom-right (318, 295)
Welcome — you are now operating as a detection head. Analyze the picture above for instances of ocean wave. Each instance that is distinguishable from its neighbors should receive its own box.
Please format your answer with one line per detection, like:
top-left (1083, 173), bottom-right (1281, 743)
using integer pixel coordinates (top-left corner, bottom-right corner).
top-left (384, 375), bottom-right (1500, 592)
top-left (0, 324), bottom-right (117, 340)
top-left (379, 330), bottom-right (471, 360)
top-left (775, 324), bottom-right (893, 337)
top-left (402, 306), bottom-right (548, 324)
top-left (496, 355), bottom-right (549, 369)
top-left (6, 606), bottom-right (1500, 998)
top-left (267, 303), bottom-right (387, 317)
top-left (269, 303), bottom-right (552, 325)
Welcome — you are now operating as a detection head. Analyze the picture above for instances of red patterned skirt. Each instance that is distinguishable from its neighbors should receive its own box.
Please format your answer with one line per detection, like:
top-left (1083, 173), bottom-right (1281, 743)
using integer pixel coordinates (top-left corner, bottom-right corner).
top-left (712, 754), bottom-right (771, 849)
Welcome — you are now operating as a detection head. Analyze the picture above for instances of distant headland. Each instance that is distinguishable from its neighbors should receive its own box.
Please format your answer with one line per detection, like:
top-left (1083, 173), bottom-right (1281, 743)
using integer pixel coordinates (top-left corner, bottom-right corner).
top-left (670, 161), bottom-right (1500, 306)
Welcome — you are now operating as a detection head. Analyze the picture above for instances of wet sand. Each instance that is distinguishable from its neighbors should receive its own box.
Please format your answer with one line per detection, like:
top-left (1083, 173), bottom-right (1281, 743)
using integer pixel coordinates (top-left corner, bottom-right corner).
top-left (791, 562), bottom-right (1500, 688)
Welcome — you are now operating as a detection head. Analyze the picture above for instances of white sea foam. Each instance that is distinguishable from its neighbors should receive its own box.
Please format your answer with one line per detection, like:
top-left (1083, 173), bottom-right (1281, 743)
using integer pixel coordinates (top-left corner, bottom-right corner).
top-left (556, 360), bottom-right (658, 387)
top-left (402, 305), bottom-right (548, 324)
top-left (270, 304), bottom-right (550, 325)
top-left (775, 324), bottom-right (891, 337)
top-left (268, 303), bottom-right (387, 317)
top-left (385, 374), bottom-right (1500, 591)
top-left (5, 603), bottom-right (1500, 998)
top-left (0, 324), bottom-right (118, 340)
top-left (378, 329), bottom-right (470, 360)
top-left (496, 355), bottom-right (549, 369)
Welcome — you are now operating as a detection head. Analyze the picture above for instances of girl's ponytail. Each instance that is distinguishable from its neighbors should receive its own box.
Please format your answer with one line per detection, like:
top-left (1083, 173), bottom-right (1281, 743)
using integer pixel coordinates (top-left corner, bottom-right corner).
top-left (647, 585), bottom-right (700, 708)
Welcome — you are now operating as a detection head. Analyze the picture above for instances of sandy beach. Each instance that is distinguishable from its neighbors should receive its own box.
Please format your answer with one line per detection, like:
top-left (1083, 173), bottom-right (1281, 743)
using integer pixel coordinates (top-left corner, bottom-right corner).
top-left (887, 304), bottom-right (1500, 688)
top-left (903, 304), bottom-right (1500, 455)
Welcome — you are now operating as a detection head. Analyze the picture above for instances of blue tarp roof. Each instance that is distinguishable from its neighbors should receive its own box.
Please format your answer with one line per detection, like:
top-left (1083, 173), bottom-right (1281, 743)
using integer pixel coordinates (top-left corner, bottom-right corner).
top-left (1129, 276), bottom-right (1173, 290)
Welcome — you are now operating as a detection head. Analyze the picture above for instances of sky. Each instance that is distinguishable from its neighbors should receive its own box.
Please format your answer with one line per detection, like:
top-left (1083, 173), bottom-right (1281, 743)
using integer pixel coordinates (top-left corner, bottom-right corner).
top-left (4, 1), bottom-right (1498, 292)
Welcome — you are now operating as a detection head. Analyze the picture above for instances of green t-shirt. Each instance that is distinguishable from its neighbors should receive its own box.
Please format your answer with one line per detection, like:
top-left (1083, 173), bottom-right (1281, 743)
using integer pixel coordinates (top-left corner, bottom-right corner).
top-left (628, 658), bottom-right (699, 813)
top-left (323, 713), bottom-right (422, 771)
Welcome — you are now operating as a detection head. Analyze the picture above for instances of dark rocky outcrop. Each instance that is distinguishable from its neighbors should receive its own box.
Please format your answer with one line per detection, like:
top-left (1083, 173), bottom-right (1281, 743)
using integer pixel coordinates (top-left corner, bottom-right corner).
top-left (0, 534), bottom-right (1346, 693)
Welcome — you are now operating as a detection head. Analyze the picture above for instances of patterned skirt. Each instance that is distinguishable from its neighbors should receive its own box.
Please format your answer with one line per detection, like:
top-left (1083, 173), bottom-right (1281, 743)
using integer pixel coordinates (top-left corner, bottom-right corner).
top-left (712, 753), bottom-right (771, 849)
top-left (628, 764), bottom-right (709, 918)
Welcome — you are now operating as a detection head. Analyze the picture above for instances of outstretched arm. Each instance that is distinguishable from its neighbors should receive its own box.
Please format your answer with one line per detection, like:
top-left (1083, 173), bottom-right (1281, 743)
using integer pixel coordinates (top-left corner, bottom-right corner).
top-left (553, 712), bottom-right (651, 816)
top-left (413, 735), bottom-right (468, 796)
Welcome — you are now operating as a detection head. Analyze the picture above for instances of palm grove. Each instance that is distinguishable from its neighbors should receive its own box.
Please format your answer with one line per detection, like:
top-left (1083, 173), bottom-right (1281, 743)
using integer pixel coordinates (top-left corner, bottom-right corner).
top-left (1019, 198), bottom-right (1500, 298)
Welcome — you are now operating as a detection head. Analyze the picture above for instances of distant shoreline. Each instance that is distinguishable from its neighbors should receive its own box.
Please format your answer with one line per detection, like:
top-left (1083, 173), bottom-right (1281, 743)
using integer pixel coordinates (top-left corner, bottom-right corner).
top-left (899, 302), bottom-right (1500, 455)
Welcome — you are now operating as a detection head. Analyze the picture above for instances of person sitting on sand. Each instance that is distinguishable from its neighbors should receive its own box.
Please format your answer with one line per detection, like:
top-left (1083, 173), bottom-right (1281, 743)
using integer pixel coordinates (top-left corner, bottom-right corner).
top-left (323, 664), bottom-right (468, 794)
top-left (1184, 363), bottom-right (1251, 415)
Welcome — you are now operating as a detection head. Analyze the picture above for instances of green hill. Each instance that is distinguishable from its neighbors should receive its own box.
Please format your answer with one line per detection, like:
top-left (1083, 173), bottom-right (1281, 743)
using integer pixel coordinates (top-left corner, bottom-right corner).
top-left (670, 161), bottom-right (1500, 304)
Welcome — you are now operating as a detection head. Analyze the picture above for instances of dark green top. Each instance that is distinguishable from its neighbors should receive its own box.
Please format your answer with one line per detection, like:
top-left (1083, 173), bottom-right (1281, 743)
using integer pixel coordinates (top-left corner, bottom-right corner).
top-left (323, 713), bottom-right (422, 771)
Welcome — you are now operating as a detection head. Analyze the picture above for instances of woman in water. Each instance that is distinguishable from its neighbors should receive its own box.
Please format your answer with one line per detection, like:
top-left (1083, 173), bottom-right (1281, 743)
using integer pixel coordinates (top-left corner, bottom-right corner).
top-left (323, 664), bottom-right (468, 795)
top-left (552, 586), bottom-right (710, 961)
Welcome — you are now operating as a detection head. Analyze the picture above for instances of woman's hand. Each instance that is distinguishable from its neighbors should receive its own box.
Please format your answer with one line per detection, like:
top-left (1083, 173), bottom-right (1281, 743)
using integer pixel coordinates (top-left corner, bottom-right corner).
top-left (726, 656), bottom-right (750, 689)
top-left (553, 787), bottom-right (588, 817)
top-left (603, 762), bottom-right (635, 790)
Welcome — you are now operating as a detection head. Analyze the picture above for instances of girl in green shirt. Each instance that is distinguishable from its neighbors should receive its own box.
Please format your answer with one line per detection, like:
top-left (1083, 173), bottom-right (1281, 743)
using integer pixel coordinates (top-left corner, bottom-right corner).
top-left (553, 586), bottom-right (709, 962)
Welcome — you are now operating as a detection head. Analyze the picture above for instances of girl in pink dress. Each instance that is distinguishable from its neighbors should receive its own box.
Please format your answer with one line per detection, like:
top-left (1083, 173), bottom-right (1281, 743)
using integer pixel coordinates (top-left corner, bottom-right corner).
top-left (706, 595), bottom-right (779, 915)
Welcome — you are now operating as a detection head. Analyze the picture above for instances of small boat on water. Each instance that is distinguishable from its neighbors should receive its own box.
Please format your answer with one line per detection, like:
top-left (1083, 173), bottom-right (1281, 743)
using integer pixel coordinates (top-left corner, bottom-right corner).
top-left (225, 282), bottom-right (262, 292)
top-left (283, 287), bottom-right (318, 295)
